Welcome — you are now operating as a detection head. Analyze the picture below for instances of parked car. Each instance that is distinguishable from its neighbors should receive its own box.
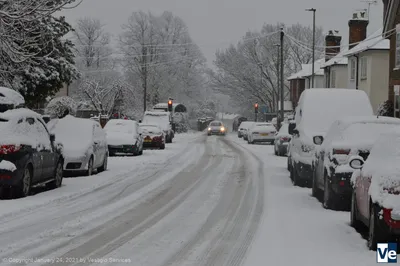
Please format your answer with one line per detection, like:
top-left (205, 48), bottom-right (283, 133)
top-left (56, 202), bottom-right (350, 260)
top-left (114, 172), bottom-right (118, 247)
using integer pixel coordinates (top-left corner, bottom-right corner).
top-left (312, 116), bottom-right (400, 210)
top-left (247, 122), bottom-right (276, 144)
top-left (238, 121), bottom-right (253, 138)
top-left (240, 122), bottom-right (255, 141)
top-left (104, 119), bottom-right (143, 156)
top-left (47, 115), bottom-right (108, 176)
top-left (142, 111), bottom-right (174, 143)
top-left (0, 87), bottom-right (25, 112)
top-left (288, 89), bottom-right (373, 187)
top-left (0, 109), bottom-right (64, 197)
top-left (140, 124), bottom-right (165, 150)
top-left (349, 128), bottom-right (400, 250)
top-left (207, 121), bottom-right (226, 136)
top-left (274, 123), bottom-right (291, 156)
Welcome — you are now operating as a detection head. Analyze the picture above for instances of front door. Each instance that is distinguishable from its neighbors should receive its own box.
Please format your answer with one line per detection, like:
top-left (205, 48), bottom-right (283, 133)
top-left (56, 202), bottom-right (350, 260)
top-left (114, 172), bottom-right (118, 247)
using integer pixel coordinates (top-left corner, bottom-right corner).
top-left (35, 118), bottom-right (55, 179)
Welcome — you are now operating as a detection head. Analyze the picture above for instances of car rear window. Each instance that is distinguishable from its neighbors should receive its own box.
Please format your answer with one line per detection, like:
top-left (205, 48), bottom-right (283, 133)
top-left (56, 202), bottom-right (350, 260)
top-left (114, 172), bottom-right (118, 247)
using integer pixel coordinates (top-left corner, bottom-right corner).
top-left (141, 125), bottom-right (161, 134)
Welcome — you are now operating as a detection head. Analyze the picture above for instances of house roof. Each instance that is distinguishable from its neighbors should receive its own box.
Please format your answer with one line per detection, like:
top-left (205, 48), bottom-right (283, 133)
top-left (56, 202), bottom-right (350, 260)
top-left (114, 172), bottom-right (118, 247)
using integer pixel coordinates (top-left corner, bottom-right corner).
top-left (383, 0), bottom-right (400, 34)
top-left (287, 58), bottom-right (324, 80)
top-left (320, 48), bottom-right (349, 68)
top-left (343, 28), bottom-right (389, 57)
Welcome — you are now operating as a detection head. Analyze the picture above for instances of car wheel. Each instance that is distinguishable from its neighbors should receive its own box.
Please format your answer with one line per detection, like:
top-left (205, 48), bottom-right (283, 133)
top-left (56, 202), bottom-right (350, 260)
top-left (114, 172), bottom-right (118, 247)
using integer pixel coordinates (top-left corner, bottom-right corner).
top-left (350, 189), bottom-right (363, 231)
top-left (368, 204), bottom-right (386, 250)
top-left (47, 160), bottom-right (63, 189)
top-left (98, 153), bottom-right (108, 172)
top-left (160, 144), bottom-right (165, 150)
top-left (18, 165), bottom-right (32, 197)
top-left (86, 157), bottom-right (94, 176)
top-left (323, 174), bottom-right (336, 210)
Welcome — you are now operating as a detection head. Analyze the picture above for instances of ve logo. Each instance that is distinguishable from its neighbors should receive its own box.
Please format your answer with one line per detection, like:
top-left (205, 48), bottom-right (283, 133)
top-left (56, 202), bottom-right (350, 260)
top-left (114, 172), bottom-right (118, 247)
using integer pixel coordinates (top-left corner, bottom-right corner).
top-left (377, 243), bottom-right (397, 263)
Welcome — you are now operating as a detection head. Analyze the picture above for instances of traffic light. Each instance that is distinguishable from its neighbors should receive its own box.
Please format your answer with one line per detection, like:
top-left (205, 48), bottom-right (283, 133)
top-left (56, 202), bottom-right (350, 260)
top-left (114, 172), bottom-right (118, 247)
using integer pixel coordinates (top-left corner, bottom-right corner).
top-left (168, 99), bottom-right (173, 112)
top-left (254, 103), bottom-right (259, 113)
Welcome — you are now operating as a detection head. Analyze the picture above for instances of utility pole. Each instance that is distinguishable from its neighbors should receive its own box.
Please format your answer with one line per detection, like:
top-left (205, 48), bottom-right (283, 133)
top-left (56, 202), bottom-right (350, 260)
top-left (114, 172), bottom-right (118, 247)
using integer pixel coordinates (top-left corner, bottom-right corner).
top-left (275, 44), bottom-right (280, 114)
top-left (306, 8), bottom-right (316, 88)
top-left (279, 27), bottom-right (285, 129)
top-left (142, 46), bottom-right (147, 112)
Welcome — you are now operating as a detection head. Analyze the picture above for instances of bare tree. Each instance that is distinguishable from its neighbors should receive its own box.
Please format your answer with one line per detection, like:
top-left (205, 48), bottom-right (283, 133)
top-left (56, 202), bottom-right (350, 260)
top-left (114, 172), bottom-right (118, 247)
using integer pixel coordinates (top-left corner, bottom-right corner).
top-left (73, 17), bottom-right (113, 70)
top-left (210, 23), bottom-right (323, 115)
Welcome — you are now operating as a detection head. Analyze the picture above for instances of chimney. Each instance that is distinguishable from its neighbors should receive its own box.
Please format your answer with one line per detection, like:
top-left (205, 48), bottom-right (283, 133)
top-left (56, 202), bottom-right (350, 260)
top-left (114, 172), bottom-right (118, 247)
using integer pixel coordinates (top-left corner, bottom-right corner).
top-left (348, 11), bottom-right (369, 49)
top-left (325, 30), bottom-right (342, 62)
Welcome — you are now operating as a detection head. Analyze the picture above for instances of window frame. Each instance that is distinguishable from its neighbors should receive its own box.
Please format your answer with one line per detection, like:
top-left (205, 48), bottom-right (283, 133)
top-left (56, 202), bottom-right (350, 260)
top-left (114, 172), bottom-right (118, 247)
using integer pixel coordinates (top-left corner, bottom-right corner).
top-left (360, 57), bottom-right (368, 80)
top-left (350, 58), bottom-right (356, 80)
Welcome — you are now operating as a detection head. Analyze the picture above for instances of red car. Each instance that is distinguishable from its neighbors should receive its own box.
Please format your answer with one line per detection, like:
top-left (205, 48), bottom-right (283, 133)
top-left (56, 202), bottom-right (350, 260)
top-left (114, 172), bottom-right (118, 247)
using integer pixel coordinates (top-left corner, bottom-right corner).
top-left (349, 128), bottom-right (400, 250)
top-left (139, 124), bottom-right (165, 150)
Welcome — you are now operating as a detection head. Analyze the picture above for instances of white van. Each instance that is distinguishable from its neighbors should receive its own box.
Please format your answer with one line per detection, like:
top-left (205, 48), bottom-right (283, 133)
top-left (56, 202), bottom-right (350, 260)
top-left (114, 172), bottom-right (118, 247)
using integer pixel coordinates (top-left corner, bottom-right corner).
top-left (288, 88), bottom-right (373, 187)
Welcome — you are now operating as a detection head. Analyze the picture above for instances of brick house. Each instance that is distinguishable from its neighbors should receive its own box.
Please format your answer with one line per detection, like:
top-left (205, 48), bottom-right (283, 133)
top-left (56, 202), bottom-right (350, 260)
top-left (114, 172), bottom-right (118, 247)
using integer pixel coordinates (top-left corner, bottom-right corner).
top-left (383, 0), bottom-right (400, 117)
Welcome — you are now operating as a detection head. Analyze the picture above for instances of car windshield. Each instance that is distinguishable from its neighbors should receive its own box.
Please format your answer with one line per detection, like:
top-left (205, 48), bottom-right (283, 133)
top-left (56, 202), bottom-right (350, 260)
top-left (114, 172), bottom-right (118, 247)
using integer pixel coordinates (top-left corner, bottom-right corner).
top-left (210, 122), bottom-right (222, 126)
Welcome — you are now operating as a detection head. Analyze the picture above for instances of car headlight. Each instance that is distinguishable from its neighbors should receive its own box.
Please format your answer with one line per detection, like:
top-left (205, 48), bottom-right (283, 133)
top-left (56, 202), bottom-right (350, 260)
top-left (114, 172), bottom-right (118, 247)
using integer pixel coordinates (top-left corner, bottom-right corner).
top-left (220, 127), bottom-right (225, 132)
top-left (208, 127), bottom-right (211, 131)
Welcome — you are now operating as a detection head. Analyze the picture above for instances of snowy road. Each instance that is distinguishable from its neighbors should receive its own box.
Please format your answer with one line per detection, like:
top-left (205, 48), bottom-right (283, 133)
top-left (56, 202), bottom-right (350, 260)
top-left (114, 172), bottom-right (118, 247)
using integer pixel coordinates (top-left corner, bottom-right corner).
top-left (0, 132), bottom-right (379, 266)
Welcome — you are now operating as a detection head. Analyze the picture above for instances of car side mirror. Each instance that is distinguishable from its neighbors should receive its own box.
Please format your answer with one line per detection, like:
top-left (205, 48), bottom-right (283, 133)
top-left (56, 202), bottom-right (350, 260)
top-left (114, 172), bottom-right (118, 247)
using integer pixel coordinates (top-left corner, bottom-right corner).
top-left (349, 156), bottom-right (365, 170)
top-left (288, 123), bottom-right (296, 135)
top-left (50, 134), bottom-right (55, 142)
top-left (313, 136), bottom-right (324, 145)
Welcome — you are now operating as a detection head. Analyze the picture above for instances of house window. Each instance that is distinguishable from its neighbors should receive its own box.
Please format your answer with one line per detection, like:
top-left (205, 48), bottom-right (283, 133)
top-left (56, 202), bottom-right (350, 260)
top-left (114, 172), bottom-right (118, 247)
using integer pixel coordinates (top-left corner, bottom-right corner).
top-left (360, 57), bottom-right (367, 80)
top-left (350, 58), bottom-right (356, 80)
top-left (331, 70), bottom-right (336, 87)
top-left (396, 29), bottom-right (400, 68)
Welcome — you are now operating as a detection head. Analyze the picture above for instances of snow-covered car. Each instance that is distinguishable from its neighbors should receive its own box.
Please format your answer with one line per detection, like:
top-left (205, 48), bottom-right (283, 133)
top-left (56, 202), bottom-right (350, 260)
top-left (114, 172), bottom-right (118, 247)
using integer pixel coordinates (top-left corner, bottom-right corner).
top-left (288, 89), bottom-right (373, 187)
top-left (348, 128), bottom-right (400, 250)
top-left (142, 111), bottom-right (174, 143)
top-left (237, 121), bottom-right (252, 138)
top-left (140, 124), bottom-right (165, 150)
top-left (47, 115), bottom-right (108, 176)
top-left (247, 122), bottom-right (276, 144)
top-left (0, 109), bottom-right (64, 197)
top-left (274, 123), bottom-right (291, 156)
top-left (312, 116), bottom-right (400, 210)
top-left (0, 87), bottom-right (25, 112)
top-left (104, 119), bottom-right (143, 156)
top-left (239, 121), bottom-right (255, 140)
top-left (207, 120), bottom-right (226, 136)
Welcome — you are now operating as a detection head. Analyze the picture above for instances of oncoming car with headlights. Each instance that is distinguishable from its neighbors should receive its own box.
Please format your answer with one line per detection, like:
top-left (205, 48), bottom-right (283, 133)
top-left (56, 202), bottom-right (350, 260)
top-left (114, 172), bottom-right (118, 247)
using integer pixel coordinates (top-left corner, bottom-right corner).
top-left (207, 121), bottom-right (226, 136)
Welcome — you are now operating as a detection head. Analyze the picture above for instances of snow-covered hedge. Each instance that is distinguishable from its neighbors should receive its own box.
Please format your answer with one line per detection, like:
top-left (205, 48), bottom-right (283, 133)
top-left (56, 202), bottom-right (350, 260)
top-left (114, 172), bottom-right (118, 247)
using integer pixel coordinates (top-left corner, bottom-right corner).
top-left (45, 96), bottom-right (78, 118)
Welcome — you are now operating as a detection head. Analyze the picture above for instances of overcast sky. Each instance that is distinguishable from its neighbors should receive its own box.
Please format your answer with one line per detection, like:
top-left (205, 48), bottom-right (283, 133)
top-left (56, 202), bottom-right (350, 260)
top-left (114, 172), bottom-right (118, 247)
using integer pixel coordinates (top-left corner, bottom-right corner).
top-left (60, 0), bottom-right (384, 66)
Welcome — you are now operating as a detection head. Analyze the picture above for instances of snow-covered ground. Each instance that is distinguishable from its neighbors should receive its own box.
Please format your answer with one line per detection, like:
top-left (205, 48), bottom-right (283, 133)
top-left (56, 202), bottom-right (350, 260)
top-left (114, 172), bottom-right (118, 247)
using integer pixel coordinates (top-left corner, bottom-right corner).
top-left (0, 132), bottom-right (380, 266)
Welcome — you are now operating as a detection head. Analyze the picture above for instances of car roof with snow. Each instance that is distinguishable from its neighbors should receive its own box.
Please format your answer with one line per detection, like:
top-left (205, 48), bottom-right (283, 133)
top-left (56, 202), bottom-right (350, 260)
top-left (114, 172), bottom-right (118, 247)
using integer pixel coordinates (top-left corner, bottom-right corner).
top-left (0, 108), bottom-right (43, 122)
top-left (295, 88), bottom-right (373, 136)
top-left (321, 116), bottom-right (400, 151)
top-left (0, 87), bottom-right (25, 107)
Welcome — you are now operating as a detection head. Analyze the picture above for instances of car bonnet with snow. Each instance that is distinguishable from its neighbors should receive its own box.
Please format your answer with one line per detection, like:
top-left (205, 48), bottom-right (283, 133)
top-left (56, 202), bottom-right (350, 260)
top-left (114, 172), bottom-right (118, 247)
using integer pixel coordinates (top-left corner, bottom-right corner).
top-left (104, 119), bottom-right (139, 146)
top-left (47, 115), bottom-right (95, 159)
top-left (294, 89), bottom-right (373, 164)
top-left (322, 116), bottom-right (400, 174)
top-left (352, 127), bottom-right (400, 221)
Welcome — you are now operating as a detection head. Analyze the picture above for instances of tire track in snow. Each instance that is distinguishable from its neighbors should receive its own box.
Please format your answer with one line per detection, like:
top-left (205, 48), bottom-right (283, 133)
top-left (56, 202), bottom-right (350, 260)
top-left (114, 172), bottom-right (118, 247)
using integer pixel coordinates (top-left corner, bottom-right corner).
top-left (49, 135), bottom-right (224, 266)
top-left (0, 134), bottom-right (205, 262)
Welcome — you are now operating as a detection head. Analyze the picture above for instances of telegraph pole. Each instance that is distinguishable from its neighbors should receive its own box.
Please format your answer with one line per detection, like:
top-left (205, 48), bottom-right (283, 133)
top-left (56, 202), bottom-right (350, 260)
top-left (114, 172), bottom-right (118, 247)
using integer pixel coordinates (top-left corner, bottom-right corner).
top-left (142, 46), bottom-right (147, 112)
top-left (279, 27), bottom-right (285, 129)
top-left (275, 44), bottom-right (280, 114)
top-left (306, 8), bottom-right (316, 88)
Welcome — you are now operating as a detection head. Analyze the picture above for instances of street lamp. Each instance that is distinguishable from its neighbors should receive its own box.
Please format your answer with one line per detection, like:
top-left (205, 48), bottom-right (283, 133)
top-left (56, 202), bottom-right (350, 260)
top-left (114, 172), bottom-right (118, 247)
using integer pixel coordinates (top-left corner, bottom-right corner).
top-left (306, 8), bottom-right (316, 88)
top-left (274, 44), bottom-right (280, 113)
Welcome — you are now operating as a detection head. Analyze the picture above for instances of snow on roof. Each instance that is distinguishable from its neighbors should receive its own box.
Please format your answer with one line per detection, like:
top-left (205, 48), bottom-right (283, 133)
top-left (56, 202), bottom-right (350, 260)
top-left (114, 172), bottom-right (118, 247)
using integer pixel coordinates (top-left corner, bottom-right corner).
top-left (287, 59), bottom-right (324, 80)
top-left (343, 28), bottom-right (389, 57)
top-left (0, 87), bottom-right (25, 106)
top-left (356, 127), bottom-right (400, 214)
top-left (296, 89), bottom-right (373, 136)
top-left (321, 49), bottom-right (349, 68)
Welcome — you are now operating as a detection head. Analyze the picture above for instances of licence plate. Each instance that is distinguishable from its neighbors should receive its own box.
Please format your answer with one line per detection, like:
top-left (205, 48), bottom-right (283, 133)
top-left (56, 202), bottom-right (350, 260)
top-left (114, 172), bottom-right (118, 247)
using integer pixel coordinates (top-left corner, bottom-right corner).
top-left (261, 133), bottom-right (268, 136)
top-left (144, 139), bottom-right (152, 143)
